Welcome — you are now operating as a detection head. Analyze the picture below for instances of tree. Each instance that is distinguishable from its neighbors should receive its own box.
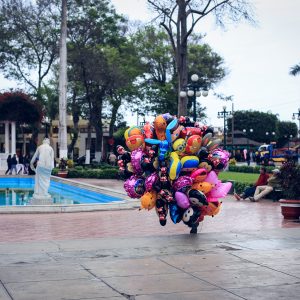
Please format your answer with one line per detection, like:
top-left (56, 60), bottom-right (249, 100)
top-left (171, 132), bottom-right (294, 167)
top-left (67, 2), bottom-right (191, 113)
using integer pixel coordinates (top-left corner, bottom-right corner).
top-left (0, 0), bottom-right (60, 97)
top-left (227, 110), bottom-right (279, 143)
top-left (58, 0), bottom-right (68, 159)
top-left (67, 0), bottom-right (143, 162)
top-left (146, 0), bottom-right (254, 116)
top-left (277, 121), bottom-right (298, 148)
top-left (132, 26), bottom-right (226, 118)
top-left (290, 63), bottom-right (300, 76)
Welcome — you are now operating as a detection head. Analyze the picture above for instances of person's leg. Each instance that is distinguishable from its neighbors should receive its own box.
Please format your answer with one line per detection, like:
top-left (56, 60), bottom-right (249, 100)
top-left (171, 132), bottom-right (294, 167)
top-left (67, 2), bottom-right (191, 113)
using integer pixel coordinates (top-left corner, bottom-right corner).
top-left (244, 186), bottom-right (256, 198)
top-left (254, 186), bottom-right (273, 201)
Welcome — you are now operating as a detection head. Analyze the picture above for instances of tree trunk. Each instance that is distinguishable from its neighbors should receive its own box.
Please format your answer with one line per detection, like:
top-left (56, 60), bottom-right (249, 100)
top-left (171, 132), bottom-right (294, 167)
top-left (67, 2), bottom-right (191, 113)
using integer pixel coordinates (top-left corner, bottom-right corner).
top-left (177, 0), bottom-right (188, 117)
top-left (94, 123), bottom-right (103, 163)
top-left (85, 121), bottom-right (91, 164)
top-left (109, 98), bottom-right (121, 136)
top-left (58, 0), bottom-right (68, 158)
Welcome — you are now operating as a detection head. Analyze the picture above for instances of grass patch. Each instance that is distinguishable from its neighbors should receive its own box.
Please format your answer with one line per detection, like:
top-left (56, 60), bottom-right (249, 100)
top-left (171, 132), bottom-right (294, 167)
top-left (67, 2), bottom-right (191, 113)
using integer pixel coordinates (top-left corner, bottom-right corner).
top-left (218, 171), bottom-right (258, 183)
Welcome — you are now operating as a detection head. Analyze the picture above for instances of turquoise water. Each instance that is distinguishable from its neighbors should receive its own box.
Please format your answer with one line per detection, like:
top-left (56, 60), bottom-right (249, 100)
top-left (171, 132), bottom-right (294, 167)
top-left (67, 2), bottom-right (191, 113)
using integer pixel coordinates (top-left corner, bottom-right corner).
top-left (0, 178), bottom-right (123, 206)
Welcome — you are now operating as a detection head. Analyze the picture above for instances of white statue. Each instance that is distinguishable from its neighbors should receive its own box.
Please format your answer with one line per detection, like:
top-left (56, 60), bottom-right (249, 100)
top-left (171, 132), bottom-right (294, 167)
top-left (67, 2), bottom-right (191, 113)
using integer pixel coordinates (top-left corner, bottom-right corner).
top-left (30, 138), bottom-right (54, 201)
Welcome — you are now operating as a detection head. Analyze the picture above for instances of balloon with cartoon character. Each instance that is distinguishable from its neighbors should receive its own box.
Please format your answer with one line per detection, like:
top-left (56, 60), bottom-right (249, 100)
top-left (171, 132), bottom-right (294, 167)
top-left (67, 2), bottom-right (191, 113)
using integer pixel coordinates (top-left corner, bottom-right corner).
top-left (119, 112), bottom-right (233, 234)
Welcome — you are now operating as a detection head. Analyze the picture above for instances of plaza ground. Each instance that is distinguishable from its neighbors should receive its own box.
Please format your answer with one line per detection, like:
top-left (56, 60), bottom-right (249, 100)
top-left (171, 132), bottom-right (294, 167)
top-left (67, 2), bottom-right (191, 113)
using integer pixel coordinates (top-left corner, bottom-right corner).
top-left (0, 178), bottom-right (299, 299)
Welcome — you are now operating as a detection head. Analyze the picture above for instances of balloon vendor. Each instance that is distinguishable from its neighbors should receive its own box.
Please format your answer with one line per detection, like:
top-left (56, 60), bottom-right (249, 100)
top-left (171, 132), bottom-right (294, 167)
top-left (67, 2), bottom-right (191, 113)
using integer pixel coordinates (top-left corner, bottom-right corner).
top-left (118, 114), bottom-right (231, 234)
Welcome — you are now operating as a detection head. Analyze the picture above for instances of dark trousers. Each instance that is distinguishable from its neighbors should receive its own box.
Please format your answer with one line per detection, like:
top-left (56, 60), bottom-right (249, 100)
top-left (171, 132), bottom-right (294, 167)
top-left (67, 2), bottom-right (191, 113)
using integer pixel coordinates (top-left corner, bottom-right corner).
top-left (243, 186), bottom-right (256, 198)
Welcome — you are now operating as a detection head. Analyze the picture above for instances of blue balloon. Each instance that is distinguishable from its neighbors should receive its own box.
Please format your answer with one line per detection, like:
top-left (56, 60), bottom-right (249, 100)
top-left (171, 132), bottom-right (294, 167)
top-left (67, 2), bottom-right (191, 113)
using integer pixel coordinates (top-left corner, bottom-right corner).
top-left (169, 202), bottom-right (184, 224)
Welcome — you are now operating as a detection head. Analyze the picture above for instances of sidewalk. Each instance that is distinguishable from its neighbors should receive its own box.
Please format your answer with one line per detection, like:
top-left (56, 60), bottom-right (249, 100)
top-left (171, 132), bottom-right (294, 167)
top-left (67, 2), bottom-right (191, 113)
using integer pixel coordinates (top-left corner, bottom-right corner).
top-left (0, 178), bottom-right (300, 299)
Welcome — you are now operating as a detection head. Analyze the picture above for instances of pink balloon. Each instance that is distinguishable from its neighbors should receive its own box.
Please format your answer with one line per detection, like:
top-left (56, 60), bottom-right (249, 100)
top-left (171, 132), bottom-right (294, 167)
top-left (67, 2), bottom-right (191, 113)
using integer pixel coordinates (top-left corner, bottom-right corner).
top-left (205, 171), bottom-right (220, 185)
top-left (175, 191), bottom-right (191, 209)
top-left (209, 182), bottom-right (232, 198)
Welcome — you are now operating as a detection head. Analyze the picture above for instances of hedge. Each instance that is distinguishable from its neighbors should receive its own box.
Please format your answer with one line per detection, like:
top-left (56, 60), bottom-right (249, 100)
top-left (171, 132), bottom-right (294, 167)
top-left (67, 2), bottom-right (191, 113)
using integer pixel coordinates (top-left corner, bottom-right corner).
top-left (52, 167), bottom-right (118, 179)
top-left (228, 165), bottom-right (275, 174)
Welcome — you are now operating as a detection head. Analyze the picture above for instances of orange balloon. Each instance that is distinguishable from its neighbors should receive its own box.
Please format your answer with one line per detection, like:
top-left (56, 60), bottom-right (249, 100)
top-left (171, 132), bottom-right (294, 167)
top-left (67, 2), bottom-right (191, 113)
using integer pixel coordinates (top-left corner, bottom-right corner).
top-left (140, 191), bottom-right (157, 210)
top-left (192, 182), bottom-right (214, 194)
top-left (154, 115), bottom-right (167, 140)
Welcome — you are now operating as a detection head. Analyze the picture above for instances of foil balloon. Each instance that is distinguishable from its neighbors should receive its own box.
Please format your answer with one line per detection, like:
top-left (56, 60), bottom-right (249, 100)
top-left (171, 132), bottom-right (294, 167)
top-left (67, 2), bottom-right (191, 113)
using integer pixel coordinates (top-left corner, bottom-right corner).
top-left (209, 182), bottom-right (232, 198)
top-left (190, 168), bottom-right (208, 183)
top-left (173, 176), bottom-right (193, 192)
top-left (188, 189), bottom-right (208, 206)
top-left (169, 202), bottom-right (184, 224)
top-left (124, 175), bottom-right (145, 198)
top-left (185, 135), bottom-right (202, 155)
top-left (182, 206), bottom-right (202, 227)
top-left (140, 190), bottom-right (157, 210)
top-left (175, 191), bottom-right (191, 209)
top-left (126, 135), bottom-right (145, 151)
top-left (131, 148), bottom-right (144, 175)
top-left (145, 172), bottom-right (159, 192)
top-left (154, 115), bottom-right (167, 141)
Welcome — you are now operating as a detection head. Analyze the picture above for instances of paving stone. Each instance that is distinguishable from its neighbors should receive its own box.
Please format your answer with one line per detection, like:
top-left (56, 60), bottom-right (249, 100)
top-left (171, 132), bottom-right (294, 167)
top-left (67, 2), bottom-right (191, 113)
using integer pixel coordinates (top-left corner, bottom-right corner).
top-left (0, 285), bottom-right (11, 300)
top-left (161, 253), bottom-right (260, 272)
top-left (102, 273), bottom-right (216, 295)
top-left (5, 278), bottom-right (120, 300)
top-left (0, 253), bottom-right (54, 266)
top-left (0, 263), bottom-right (92, 283)
top-left (83, 257), bottom-right (180, 277)
top-left (192, 265), bottom-right (299, 289)
top-left (135, 289), bottom-right (243, 300)
top-left (228, 282), bottom-right (300, 300)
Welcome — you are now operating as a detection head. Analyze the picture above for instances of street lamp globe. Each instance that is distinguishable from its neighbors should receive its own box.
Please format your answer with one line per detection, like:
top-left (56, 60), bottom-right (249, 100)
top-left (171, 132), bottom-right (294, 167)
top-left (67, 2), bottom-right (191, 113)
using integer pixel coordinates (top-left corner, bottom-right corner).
top-left (179, 91), bottom-right (187, 97)
top-left (191, 74), bottom-right (199, 82)
top-left (266, 132), bottom-right (269, 136)
top-left (187, 90), bottom-right (194, 97)
top-left (250, 128), bottom-right (253, 133)
top-left (243, 129), bottom-right (246, 133)
top-left (195, 91), bottom-right (202, 97)
top-left (222, 105), bottom-right (226, 111)
top-left (202, 90), bottom-right (208, 97)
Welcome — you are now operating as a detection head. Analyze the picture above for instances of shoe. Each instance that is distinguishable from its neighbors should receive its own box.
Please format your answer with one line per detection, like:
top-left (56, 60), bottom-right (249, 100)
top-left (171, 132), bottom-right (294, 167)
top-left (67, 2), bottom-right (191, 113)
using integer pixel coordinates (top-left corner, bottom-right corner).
top-left (190, 227), bottom-right (198, 234)
top-left (234, 193), bottom-right (242, 201)
top-left (249, 197), bottom-right (256, 202)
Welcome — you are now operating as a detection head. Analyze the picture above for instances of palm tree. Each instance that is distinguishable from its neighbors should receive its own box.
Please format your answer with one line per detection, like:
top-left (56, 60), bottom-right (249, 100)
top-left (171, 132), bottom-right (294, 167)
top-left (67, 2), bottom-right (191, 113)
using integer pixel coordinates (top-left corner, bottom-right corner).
top-left (289, 63), bottom-right (300, 76)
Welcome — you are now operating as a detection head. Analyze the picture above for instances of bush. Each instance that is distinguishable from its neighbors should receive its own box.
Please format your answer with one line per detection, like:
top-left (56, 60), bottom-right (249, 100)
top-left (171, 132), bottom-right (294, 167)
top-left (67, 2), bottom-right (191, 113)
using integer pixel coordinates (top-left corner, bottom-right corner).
top-left (234, 181), bottom-right (253, 194)
top-left (66, 168), bottom-right (118, 179)
top-left (228, 165), bottom-right (275, 174)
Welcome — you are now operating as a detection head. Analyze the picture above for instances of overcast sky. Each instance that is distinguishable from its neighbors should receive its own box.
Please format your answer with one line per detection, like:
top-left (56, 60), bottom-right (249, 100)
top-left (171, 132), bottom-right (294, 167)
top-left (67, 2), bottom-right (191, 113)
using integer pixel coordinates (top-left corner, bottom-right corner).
top-left (111, 0), bottom-right (300, 128)
top-left (1, 0), bottom-right (299, 129)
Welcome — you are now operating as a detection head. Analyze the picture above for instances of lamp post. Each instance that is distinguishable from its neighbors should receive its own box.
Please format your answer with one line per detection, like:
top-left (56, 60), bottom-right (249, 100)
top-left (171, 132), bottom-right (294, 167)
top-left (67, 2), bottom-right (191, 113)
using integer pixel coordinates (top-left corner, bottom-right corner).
top-left (242, 128), bottom-right (253, 149)
top-left (180, 74), bottom-right (208, 122)
top-left (42, 116), bottom-right (50, 138)
top-left (217, 106), bottom-right (232, 149)
top-left (292, 107), bottom-right (300, 138)
top-left (265, 131), bottom-right (275, 144)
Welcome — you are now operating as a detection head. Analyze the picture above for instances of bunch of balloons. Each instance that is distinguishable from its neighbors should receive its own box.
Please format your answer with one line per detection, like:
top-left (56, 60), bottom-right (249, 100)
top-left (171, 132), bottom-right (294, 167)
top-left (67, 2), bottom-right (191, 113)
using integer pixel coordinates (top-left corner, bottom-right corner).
top-left (117, 113), bottom-right (232, 233)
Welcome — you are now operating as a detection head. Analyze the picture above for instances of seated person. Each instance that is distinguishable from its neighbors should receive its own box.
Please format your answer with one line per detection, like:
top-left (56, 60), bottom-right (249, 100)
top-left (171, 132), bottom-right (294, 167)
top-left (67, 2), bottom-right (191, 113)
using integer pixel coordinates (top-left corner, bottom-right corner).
top-left (249, 168), bottom-right (281, 202)
top-left (234, 167), bottom-right (269, 200)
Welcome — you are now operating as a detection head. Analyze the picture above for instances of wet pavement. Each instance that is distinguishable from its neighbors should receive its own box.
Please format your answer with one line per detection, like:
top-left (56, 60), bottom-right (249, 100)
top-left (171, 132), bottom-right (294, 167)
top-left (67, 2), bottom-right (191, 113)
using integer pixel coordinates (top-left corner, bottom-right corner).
top-left (0, 178), bottom-right (300, 299)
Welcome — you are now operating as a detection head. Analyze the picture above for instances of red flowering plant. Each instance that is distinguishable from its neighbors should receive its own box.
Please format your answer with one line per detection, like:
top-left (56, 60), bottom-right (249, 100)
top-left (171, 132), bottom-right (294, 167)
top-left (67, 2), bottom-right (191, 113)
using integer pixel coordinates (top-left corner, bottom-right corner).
top-left (0, 91), bottom-right (43, 124)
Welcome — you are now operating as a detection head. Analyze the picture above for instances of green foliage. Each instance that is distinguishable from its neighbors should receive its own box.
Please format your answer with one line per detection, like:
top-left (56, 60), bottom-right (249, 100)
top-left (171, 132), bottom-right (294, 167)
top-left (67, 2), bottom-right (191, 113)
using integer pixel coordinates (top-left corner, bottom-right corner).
top-left (67, 168), bottom-right (118, 179)
top-left (228, 165), bottom-right (275, 174)
top-left (228, 110), bottom-right (279, 143)
top-left (278, 162), bottom-right (300, 199)
top-left (276, 121), bottom-right (298, 147)
top-left (234, 182), bottom-right (253, 194)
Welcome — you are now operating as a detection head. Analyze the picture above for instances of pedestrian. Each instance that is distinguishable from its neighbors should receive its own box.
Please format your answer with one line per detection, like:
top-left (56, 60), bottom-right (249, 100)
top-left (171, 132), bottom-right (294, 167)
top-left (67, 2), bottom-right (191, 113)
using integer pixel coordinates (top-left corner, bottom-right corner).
top-left (108, 152), bottom-right (117, 166)
top-left (246, 151), bottom-right (251, 166)
top-left (249, 168), bottom-right (281, 202)
top-left (10, 154), bottom-right (18, 175)
top-left (17, 154), bottom-right (25, 174)
top-left (23, 154), bottom-right (30, 174)
top-left (234, 167), bottom-right (269, 200)
top-left (5, 154), bottom-right (12, 175)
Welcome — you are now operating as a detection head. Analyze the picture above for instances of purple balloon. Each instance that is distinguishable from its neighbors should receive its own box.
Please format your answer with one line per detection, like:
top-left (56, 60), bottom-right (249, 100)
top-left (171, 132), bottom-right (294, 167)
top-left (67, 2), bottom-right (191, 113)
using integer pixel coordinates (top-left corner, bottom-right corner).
top-left (175, 191), bottom-right (191, 209)
top-left (145, 172), bottom-right (159, 191)
top-left (173, 176), bottom-right (193, 191)
top-left (131, 148), bottom-right (144, 175)
top-left (124, 175), bottom-right (145, 198)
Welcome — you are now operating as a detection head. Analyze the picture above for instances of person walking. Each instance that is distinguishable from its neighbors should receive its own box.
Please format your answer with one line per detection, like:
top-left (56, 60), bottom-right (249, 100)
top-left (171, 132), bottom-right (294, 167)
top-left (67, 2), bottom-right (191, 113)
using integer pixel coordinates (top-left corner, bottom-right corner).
top-left (249, 168), bottom-right (281, 202)
top-left (234, 167), bottom-right (269, 200)
top-left (246, 151), bottom-right (251, 166)
top-left (9, 154), bottom-right (18, 175)
top-left (5, 154), bottom-right (12, 175)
